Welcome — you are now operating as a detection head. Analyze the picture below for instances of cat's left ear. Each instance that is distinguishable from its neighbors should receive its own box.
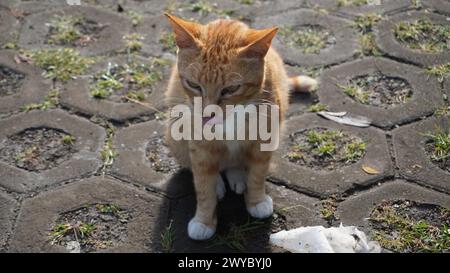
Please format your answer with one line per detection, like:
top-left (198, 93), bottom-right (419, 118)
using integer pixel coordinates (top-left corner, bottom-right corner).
top-left (238, 27), bottom-right (278, 59)
top-left (165, 13), bottom-right (202, 50)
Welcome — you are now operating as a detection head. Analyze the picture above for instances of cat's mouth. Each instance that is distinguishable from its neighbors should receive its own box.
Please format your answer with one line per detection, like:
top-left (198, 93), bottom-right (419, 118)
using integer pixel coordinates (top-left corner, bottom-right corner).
top-left (202, 113), bottom-right (223, 126)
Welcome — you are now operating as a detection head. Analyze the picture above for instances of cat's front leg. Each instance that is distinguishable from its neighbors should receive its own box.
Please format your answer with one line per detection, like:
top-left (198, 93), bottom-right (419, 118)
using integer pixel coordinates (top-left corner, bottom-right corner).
top-left (245, 148), bottom-right (273, 219)
top-left (187, 141), bottom-right (222, 240)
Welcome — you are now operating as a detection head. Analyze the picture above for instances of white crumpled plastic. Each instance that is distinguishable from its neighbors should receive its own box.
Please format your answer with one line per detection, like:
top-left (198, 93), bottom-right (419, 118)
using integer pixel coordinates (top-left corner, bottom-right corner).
top-left (269, 224), bottom-right (381, 253)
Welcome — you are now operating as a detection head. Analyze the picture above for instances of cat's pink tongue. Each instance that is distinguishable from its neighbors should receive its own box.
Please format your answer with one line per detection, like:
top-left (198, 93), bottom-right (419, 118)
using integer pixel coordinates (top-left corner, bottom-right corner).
top-left (202, 115), bottom-right (223, 126)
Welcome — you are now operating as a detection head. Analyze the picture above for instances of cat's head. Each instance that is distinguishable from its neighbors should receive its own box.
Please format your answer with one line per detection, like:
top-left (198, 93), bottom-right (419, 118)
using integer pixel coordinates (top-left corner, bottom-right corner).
top-left (165, 14), bottom-right (278, 108)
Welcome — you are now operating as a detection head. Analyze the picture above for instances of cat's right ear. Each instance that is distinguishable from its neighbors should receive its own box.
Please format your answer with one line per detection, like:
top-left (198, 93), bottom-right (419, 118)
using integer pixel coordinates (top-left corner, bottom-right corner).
top-left (165, 13), bottom-right (202, 50)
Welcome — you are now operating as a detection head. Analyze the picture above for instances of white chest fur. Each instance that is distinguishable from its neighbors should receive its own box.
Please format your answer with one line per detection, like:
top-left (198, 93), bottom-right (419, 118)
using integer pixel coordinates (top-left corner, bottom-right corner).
top-left (225, 140), bottom-right (242, 157)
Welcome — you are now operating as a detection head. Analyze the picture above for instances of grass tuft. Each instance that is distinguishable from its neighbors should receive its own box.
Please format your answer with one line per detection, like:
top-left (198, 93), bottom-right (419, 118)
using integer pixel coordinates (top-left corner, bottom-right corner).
top-left (395, 18), bottom-right (450, 53)
top-left (31, 48), bottom-right (93, 81)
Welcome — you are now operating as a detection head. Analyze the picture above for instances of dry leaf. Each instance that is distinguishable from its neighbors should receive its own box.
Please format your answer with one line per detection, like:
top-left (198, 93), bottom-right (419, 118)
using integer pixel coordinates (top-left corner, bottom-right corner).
top-left (14, 55), bottom-right (22, 64)
top-left (14, 54), bottom-right (33, 64)
top-left (362, 165), bottom-right (380, 175)
top-left (10, 8), bottom-right (25, 19)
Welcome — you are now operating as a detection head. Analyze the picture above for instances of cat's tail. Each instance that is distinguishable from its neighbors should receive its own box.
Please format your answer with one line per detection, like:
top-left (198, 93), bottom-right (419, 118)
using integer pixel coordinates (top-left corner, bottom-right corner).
top-left (288, 75), bottom-right (318, 93)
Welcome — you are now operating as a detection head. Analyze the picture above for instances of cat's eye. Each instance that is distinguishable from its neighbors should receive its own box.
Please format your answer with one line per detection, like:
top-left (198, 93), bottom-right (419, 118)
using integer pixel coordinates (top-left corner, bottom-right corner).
top-left (185, 79), bottom-right (202, 93)
top-left (221, 85), bottom-right (241, 97)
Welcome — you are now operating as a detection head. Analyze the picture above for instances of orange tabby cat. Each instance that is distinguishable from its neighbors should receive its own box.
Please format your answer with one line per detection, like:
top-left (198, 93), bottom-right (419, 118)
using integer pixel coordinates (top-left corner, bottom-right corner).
top-left (164, 14), bottom-right (317, 240)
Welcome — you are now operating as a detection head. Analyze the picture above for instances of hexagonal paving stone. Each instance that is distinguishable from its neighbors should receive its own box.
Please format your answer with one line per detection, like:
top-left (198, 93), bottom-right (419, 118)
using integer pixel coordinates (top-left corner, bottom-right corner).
top-left (61, 55), bottom-right (171, 122)
top-left (375, 11), bottom-right (450, 67)
top-left (393, 116), bottom-right (450, 193)
top-left (135, 14), bottom-right (175, 58)
top-left (270, 113), bottom-right (393, 197)
top-left (253, 9), bottom-right (358, 67)
top-left (9, 176), bottom-right (169, 252)
top-left (0, 110), bottom-right (105, 193)
top-left (304, 0), bottom-right (412, 17)
top-left (111, 119), bottom-right (193, 198)
top-left (337, 180), bottom-right (450, 246)
top-left (167, 182), bottom-right (325, 252)
top-left (0, 0), bottom-right (19, 9)
top-left (11, 0), bottom-right (68, 14)
top-left (18, 5), bottom-right (132, 56)
top-left (86, 0), bottom-right (168, 16)
top-left (0, 192), bottom-right (18, 251)
top-left (0, 51), bottom-right (52, 115)
top-left (424, 0), bottom-right (450, 15)
top-left (0, 7), bottom-right (21, 47)
top-left (243, 0), bottom-right (304, 18)
top-left (319, 57), bottom-right (444, 129)
top-left (164, 0), bottom-right (251, 24)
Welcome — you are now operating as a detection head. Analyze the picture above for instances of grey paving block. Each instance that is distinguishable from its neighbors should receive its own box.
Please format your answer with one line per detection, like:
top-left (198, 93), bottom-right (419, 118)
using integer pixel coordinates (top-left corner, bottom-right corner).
top-left (244, 0), bottom-right (304, 18)
top-left (393, 116), bottom-right (450, 193)
top-left (375, 11), bottom-right (450, 66)
top-left (319, 57), bottom-right (444, 129)
top-left (253, 9), bottom-right (359, 67)
top-left (424, 0), bottom-right (450, 15)
top-left (111, 119), bottom-right (193, 198)
top-left (18, 5), bottom-right (132, 56)
top-left (0, 7), bottom-right (21, 47)
top-left (0, 192), bottom-right (17, 251)
top-left (337, 180), bottom-right (450, 232)
top-left (304, 0), bottom-right (412, 17)
top-left (0, 0), bottom-right (20, 9)
top-left (9, 176), bottom-right (169, 252)
top-left (0, 51), bottom-right (51, 115)
top-left (270, 113), bottom-right (393, 197)
top-left (12, 1), bottom-right (68, 14)
top-left (0, 110), bottom-right (106, 192)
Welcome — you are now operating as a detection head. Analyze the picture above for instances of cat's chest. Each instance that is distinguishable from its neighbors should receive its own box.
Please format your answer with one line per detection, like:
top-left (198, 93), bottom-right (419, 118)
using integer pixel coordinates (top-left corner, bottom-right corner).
top-left (220, 140), bottom-right (246, 169)
top-left (226, 140), bottom-right (243, 157)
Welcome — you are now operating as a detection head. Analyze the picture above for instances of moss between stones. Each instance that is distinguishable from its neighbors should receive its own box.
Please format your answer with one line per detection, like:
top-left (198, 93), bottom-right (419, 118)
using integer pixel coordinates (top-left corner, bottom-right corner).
top-left (340, 72), bottom-right (412, 107)
top-left (0, 128), bottom-right (76, 172)
top-left (278, 25), bottom-right (336, 54)
top-left (46, 15), bottom-right (104, 47)
top-left (122, 33), bottom-right (145, 53)
top-left (425, 126), bottom-right (450, 172)
top-left (159, 31), bottom-right (177, 54)
top-left (49, 203), bottom-right (131, 253)
top-left (337, 0), bottom-right (369, 7)
top-left (427, 63), bottom-right (450, 83)
top-left (395, 18), bottom-right (450, 53)
top-left (369, 200), bottom-right (450, 253)
top-left (90, 57), bottom-right (169, 102)
top-left (353, 13), bottom-right (383, 57)
top-left (146, 136), bottom-right (179, 173)
top-left (30, 48), bottom-right (94, 81)
top-left (285, 128), bottom-right (366, 170)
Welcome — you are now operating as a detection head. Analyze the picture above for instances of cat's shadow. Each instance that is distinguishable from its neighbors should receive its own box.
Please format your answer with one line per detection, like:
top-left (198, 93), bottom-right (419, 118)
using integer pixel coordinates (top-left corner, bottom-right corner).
top-left (151, 169), bottom-right (274, 253)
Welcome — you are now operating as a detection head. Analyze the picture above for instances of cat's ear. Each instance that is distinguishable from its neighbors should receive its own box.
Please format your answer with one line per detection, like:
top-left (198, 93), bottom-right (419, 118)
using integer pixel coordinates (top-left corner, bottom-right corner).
top-left (165, 13), bottom-right (202, 50)
top-left (238, 27), bottom-right (278, 59)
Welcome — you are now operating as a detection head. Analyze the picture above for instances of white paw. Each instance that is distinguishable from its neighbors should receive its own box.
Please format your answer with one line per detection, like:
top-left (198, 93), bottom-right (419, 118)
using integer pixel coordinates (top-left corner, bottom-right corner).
top-left (225, 168), bottom-right (247, 194)
top-left (188, 218), bottom-right (216, 240)
top-left (216, 175), bottom-right (226, 200)
top-left (247, 195), bottom-right (273, 219)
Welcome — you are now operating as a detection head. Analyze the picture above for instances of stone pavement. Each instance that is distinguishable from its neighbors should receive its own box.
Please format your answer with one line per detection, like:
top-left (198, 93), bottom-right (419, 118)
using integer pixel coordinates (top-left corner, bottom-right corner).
top-left (0, 0), bottom-right (449, 253)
